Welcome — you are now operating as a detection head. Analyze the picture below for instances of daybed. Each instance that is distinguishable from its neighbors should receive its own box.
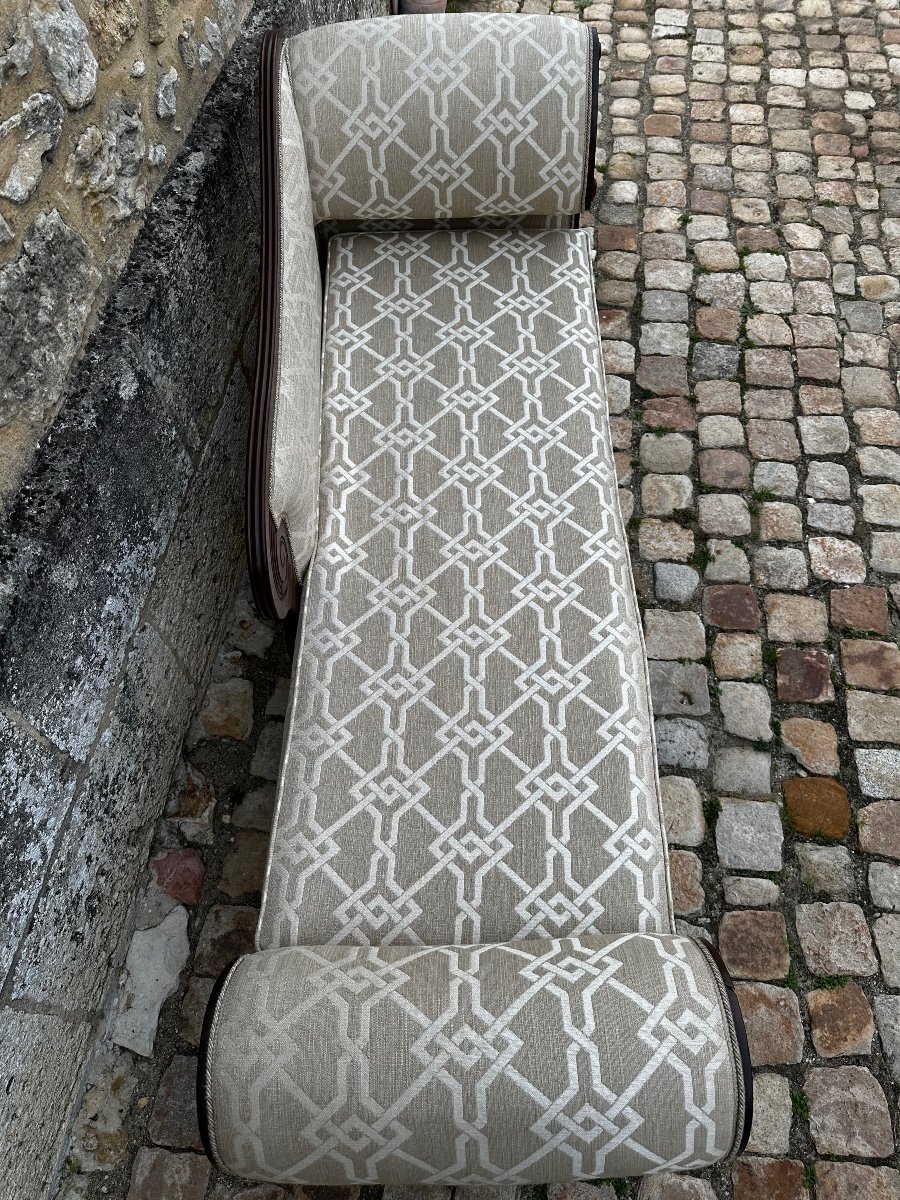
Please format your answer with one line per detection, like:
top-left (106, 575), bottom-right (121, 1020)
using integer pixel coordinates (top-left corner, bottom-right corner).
top-left (200, 13), bottom-right (751, 1185)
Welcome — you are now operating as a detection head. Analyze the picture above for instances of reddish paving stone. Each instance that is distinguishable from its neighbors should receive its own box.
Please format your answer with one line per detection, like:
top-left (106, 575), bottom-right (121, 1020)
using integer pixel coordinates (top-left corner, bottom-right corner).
top-left (645, 113), bottom-right (681, 136)
top-left (595, 225), bottom-right (638, 252)
top-left (696, 307), bottom-right (741, 342)
top-left (747, 418), bottom-right (801, 461)
top-left (692, 189), bottom-right (727, 216)
top-left (841, 639), bottom-right (900, 692)
top-left (797, 348), bottom-right (841, 382)
top-left (669, 850), bottom-right (704, 916)
top-left (734, 982), bottom-right (804, 1065)
top-left (805, 1066), bottom-right (894, 1158)
top-left (830, 586), bottom-right (889, 634)
top-left (776, 648), bottom-right (835, 703)
top-left (745, 352), bottom-right (795, 391)
top-left (732, 1157), bottom-right (809, 1200)
top-left (783, 778), bottom-right (851, 840)
top-left (781, 719), bottom-right (839, 776)
top-left (737, 227), bottom-right (780, 252)
top-left (698, 449), bottom-right (751, 490)
top-left (150, 850), bottom-right (205, 907)
top-left (858, 801), bottom-right (900, 859)
top-left (643, 398), bottom-right (697, 432)
top-left (816, 1163), bottom-right (900, 1200)
top-left (703, 584), bottom-right (760, 630)
top-left (193, 906), bottom-right (257, 976)
top-left (808, 982), bottom-right (874, 1058)
top-left (637, 355), bottom-right (689, 396)
top-left (719, 910), bottom-right (790, 981)
top-left (598, 309), bottom-right (630, 338)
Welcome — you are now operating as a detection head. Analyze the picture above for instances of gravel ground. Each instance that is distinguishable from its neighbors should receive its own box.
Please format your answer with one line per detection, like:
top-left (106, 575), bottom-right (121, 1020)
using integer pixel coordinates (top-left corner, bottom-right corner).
top-left (58, 0), bottom-right (900, 1197)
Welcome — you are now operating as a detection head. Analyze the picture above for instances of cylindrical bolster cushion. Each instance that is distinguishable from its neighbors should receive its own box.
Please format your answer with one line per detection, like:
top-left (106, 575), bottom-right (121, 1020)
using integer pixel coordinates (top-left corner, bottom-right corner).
top-left (202, 935), bottom-right (748, 1185)
top-left (287, 14), bottom-right (601, 224)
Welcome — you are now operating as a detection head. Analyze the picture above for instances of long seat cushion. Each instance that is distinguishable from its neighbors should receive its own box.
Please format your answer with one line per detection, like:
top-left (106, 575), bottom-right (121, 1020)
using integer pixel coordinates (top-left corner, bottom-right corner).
top-left (257, 228), bottom-right (673, 950)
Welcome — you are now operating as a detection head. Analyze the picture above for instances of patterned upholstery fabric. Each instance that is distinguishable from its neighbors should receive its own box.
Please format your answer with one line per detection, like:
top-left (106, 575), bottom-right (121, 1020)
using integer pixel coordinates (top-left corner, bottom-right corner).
top-left (286, 15), bottom-right (599, 223)
top-left (269, 41), bottom-right (322, 573)
top-left (271, 13), bottom-right (598, 574)
top-left (257, 230), bottom-right (673, 950)
top-left (206, 936), bottom-right (745, 1184)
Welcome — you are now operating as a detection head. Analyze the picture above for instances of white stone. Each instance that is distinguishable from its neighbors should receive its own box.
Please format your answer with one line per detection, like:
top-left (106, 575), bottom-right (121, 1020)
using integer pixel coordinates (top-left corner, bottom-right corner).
top-left (874, 996), bottom-right (900, 1083)
top-left (155, 65), bottom-right (179, 119)
top-left (861, 484), bottom-right (900, 527)
top-left (644, 610), bottom-right (706, 661)
top-left (857, 750), bottom-right (900, 799)
top-left (797, 845), bottom-right (854, 900)
top-left (29, 0), bottom-right (97, 109)
top-left (724, 875), bottom-right (780, 906)
top-left (110, 906), bottom-right (189, 1056)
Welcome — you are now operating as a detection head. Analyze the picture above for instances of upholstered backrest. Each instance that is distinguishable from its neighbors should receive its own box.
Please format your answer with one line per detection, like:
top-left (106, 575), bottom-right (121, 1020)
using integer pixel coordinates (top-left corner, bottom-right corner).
top-left (267, 41), bottom-right (323, 576)
top-left (285, 15), bottom-right (600, 224)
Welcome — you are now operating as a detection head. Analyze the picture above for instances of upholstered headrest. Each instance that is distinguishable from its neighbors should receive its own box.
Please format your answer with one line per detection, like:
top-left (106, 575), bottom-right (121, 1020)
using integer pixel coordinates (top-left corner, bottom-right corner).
top-left (284, 15), bottom-right (600, 223)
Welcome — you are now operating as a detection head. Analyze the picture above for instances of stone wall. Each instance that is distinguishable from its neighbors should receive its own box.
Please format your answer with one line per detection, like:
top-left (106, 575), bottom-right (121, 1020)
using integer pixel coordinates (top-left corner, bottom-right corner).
top-left (0, 0), bottom-right (256, 501)
top-left (0, 0), bottom-right (383, 1195)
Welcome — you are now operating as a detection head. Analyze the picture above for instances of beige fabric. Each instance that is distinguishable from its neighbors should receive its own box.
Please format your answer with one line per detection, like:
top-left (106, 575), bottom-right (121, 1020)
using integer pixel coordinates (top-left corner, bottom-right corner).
top-left (270, 41), bottom-right (323, 574)
top-left (257, 229), bottom-right (672, 951)
top-left (209, 20), bottom-right (749, 1184)
top-left (287, 15), bottom-right (596, 223)
top-left (206, 934), bottom-right (744, 1183)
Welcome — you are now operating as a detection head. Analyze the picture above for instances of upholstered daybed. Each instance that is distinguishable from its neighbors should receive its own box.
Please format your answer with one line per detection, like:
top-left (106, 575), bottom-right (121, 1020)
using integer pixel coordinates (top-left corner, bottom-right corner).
top-left (200, 13), bottom-right (752, 1186)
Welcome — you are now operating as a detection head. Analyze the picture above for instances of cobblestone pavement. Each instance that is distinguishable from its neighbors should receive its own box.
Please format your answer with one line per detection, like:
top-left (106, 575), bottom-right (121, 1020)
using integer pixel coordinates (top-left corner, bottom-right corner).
top-left (57, 0), bottom-right (900, 1198)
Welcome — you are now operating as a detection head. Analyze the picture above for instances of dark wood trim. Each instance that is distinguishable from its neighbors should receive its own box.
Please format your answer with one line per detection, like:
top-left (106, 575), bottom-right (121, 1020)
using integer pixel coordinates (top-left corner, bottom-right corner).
top-left (246, 29), bottom-right (300, 623)
top-left (584, 27), bottom-right (601, 210)
top-left (702, 939), bottom-right (755, 1156)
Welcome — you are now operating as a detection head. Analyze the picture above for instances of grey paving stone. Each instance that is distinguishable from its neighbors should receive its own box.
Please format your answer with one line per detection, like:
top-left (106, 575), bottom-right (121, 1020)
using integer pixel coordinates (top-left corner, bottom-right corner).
top-left (716, 799), bottom-right (783, 872)
top-left (655, 718), bottom-right (710, 770)
top-left (660, 776), bottom-right (705, 847)
top-left (654, 562), bottom-right (700, 602)
top-left (713, 748), bottom-right (772, 796)
top-left (870, 862), bottom-right (900, 911)
top-left (649, 662), bottom-right (711, 717)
